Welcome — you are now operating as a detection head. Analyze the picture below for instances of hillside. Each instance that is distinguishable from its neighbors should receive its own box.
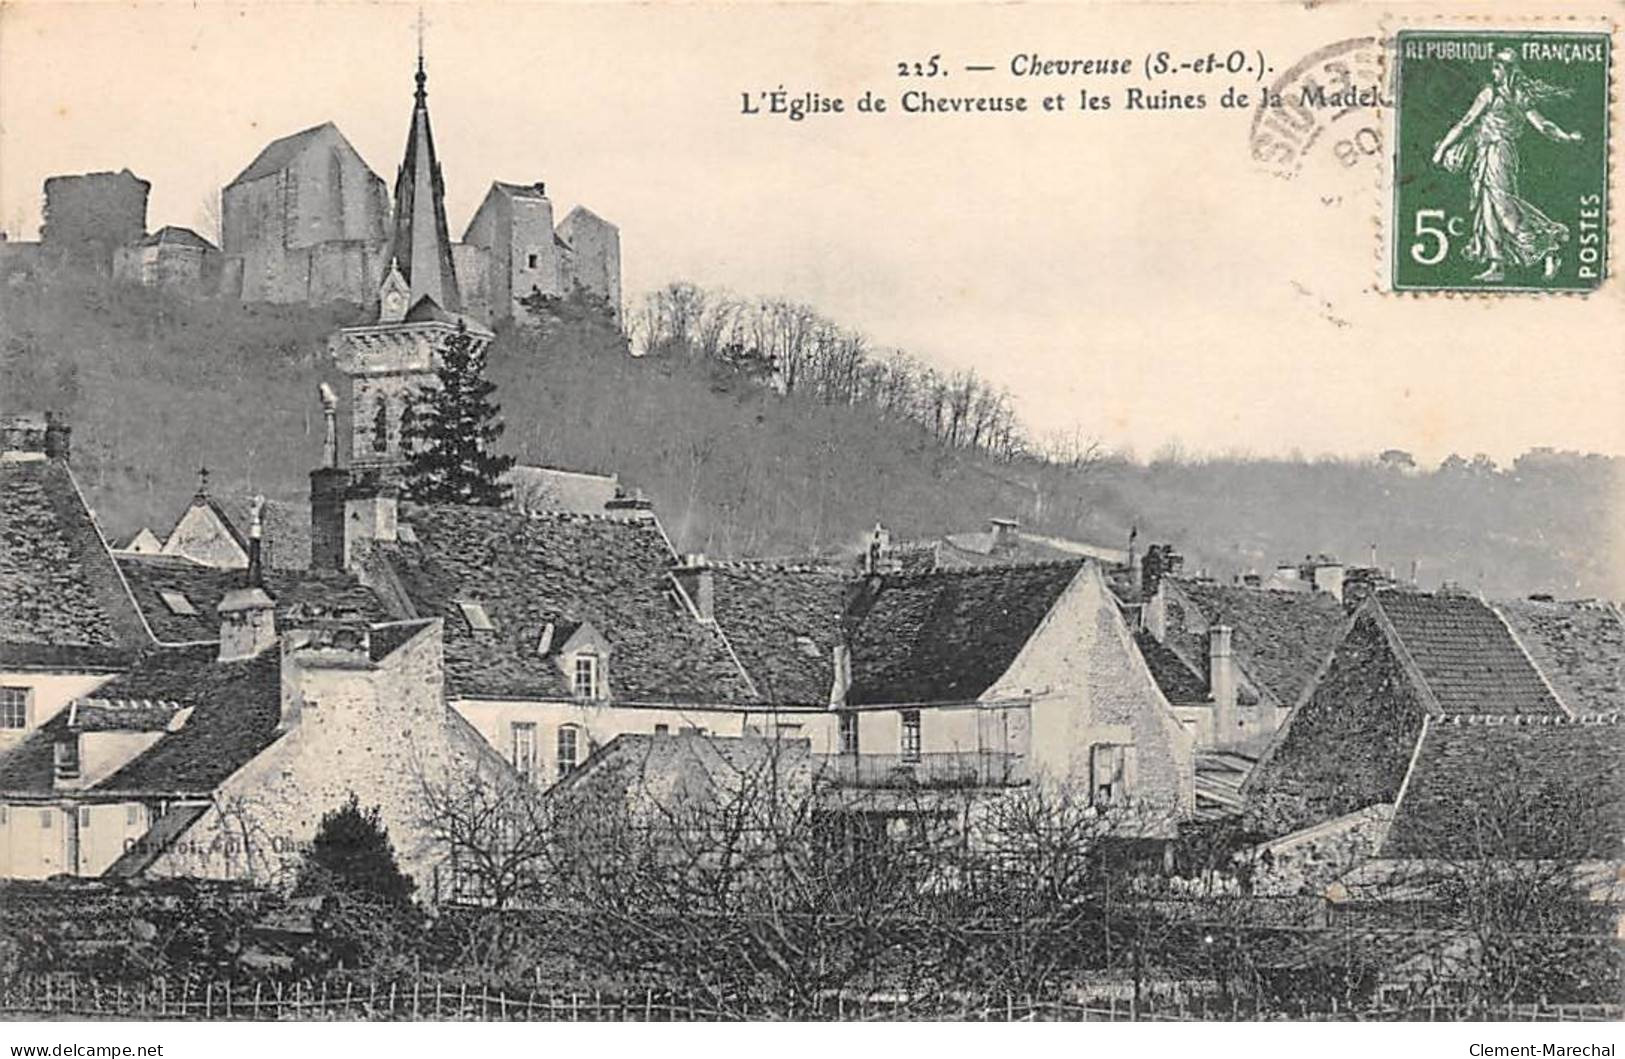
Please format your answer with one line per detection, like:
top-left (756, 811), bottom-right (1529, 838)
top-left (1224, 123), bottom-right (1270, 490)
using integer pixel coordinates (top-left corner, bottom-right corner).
top-left (1, 273), bottom-right (1619, 600)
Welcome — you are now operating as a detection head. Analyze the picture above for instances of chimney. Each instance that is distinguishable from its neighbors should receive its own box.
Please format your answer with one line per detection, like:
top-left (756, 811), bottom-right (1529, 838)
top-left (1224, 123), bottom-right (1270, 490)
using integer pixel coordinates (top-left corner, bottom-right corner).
top-left (1208, 625), bottom-right (1236, 713)
top-left (318, 382), bottom-right (339, 469)
top-left (1, 412), bottom-right (68, 462)
top-left (309, 466), bottom-right (398, 573)
top-left (44, 413), bottom-right (70, 461)
top-left (989, 517), bottom-right (1020, 552)
top-left (864, 523), bottom-right (892, 575)
top-left (672, 553), bottom-right (714, 621)
top-left (604, 488), bottom-right (655, 516)
top-left (278, 604), bottom-right (374, 731)
top-left (218, 496), bottom-right (276, 661)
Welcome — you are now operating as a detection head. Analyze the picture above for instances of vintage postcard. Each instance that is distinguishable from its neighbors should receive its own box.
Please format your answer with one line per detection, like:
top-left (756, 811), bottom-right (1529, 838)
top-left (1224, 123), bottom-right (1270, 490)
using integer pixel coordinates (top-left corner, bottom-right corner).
top-left (0, 0), bottom-right (1620, 1039)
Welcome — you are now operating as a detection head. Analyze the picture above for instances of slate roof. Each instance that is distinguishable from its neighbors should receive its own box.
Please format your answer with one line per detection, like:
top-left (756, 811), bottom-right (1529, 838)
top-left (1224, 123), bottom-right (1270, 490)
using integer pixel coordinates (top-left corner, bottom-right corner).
top-left (228, 122), bottom-right (337, 187)
top-left (217, 496), bottom-right (313, 571)
top-left (1376, 592), bottom-right (1564, 717)
top-left (0, 617), bottom-right (434, 798)
top-left (115, 554), bottom-right (383, 645)
top-left (844, 561), bottom-right (1083, 706)
top-left (0, 646), bottom-right (282, 797)
top-left (0, 458), bottom-right (147, 669)
top-left (1165, 580), bottom-right (1347, 708)
top-left (550, 732), bottom-right (812, 819)
top-left (1244, 609), bottom-right (1433, 838)
top-left (371, 504), bottom-right (757, 704)
top-left (711, 564), bottom-right (850, 707)
top-left (1495, 599), bottom-right (1625, 715)
top-left (1382, 717), bottom-right (1625, 860)
top-left (1134, 631), bottom-right (1209, 705)
top-left (69, 698), bottom-right (183, 733)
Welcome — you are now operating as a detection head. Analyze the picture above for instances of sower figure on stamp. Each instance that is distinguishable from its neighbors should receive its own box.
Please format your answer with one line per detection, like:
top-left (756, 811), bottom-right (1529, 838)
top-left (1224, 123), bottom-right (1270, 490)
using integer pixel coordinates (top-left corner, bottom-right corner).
top-left (1431, 48), bottom-right (1584, 282)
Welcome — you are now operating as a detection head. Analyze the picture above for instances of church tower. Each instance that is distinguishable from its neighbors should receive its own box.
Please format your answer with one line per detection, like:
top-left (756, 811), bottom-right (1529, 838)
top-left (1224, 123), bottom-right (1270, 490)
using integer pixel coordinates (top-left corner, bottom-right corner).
top-left (326, 44), bottom-right (491, 472)
top-left (388, 52), bottom-right (462, 314)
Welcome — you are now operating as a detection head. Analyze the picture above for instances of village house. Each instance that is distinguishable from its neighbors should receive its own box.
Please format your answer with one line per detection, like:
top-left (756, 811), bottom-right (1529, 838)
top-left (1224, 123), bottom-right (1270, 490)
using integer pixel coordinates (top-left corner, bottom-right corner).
top-left (1134, 575), bottom-right (1348, 816)
top-left (0, 415), bottom-right (148, 756)
top-left (0, 487), bottom-right (498, 891)
top-left (1241, 589), bottom-right (1624, 894)
top-left (710, 547), bottom-right (1197, 835)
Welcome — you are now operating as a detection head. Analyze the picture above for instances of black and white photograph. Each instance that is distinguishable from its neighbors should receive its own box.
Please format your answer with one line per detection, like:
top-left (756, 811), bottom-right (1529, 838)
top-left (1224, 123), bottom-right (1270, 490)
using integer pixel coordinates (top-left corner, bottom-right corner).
top-left (0, 0), bottom-right (1620, 1043)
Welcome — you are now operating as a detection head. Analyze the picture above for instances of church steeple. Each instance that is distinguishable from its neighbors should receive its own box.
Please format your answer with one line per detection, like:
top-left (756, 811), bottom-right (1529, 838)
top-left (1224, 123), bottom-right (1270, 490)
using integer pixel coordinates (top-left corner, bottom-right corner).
top-left (387, 41), bottom-right (461, 313)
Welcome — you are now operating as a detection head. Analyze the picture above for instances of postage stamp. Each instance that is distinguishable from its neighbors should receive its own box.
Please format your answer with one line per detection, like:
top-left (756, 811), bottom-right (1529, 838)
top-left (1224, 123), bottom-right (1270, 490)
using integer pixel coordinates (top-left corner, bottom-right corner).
top-left (1390, 30), bottom-right (1611, 293)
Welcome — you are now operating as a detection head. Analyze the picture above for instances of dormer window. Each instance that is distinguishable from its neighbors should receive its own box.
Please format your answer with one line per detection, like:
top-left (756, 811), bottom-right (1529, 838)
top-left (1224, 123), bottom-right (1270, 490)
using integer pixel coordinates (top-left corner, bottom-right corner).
top-left (54, 738), bottom-right (81, 781)
top-left (457, 601), bottom-right (496, 633)
top-left (159, 590), bottom-right (198, 616)
top-left (572, 652), bottom-right (601, 700)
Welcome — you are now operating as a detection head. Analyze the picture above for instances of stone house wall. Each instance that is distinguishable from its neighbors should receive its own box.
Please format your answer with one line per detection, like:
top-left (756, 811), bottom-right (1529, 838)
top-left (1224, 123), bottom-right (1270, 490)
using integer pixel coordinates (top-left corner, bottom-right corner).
top-left (149, 622), bottom-right (455, 894)
top-left (987, 565), bottom-right (1195, 822)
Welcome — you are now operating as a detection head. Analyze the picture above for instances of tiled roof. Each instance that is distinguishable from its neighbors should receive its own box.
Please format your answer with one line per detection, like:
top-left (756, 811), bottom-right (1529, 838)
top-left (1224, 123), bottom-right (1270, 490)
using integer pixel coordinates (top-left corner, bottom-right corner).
top-left (1495, 599), bottom-right (1625, 715)
top-left (845, 561), bottom-right (1083, 706)
top-left (1135, 631), bottom-right (1208, 704)
top-left (373, 504), bottom-right (756, 704)
top-left (711, 564), bottom-right (849, 707)
top-left (115, 554), bottom-right (383, 645)
top-left (1166, 580), bottom-right (1347, 708)
top-left (228, 122), bottom-right (337, 186)
top-left (0, 458), bottom-right (147, 669)
top-left (1382, 717), bottom-right (1625, 860)
top-left (0, 646), bottom-right (283, 796)
top-left (1376, 592), bottom-right (1564, 717)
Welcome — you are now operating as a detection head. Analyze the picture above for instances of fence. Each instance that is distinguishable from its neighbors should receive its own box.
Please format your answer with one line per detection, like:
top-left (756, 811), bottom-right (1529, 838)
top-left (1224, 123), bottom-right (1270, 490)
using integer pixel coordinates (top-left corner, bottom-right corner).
top-left (1, 974), bottom-right (1619, 1022)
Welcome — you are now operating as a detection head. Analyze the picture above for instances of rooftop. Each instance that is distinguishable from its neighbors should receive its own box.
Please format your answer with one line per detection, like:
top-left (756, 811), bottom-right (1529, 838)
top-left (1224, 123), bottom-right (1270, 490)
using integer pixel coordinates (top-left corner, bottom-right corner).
top-left (1164, 579), bottom-right (1348, 708)
top-left (1382, 716), bottom-right (1625, 860)
top-left (845, 561), bottom-right (1084, 706)
top-left (0, 458), bottom-right (147, 669)
top-left (372, 504), bottom-right (757, 704)
top-left (1494, 598), bottom-right (1625, 715)
top-left (1376, 591), bottom-right (1565, 717)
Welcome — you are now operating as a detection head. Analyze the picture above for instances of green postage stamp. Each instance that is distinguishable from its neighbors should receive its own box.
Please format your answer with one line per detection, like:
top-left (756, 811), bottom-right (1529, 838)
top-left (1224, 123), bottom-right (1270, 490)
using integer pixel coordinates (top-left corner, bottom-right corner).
top-left (1391, 30), bottom-right (1611, 292)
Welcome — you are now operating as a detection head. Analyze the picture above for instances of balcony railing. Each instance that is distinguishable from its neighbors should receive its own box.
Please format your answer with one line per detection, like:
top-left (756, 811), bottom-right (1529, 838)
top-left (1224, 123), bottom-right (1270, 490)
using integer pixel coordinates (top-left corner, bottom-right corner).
top-left (815, 751), bottom-right (1029, 790)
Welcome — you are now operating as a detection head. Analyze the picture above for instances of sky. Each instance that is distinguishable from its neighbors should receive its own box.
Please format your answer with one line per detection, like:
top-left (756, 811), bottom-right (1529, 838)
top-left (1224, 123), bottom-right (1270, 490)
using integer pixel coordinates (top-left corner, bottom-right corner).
top-left (2, 0), bottom-right (1620, 467)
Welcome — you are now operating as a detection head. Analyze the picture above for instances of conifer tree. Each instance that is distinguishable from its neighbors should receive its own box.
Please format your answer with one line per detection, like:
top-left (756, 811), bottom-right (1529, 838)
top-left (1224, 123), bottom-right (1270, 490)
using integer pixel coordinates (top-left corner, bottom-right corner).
top-left (401, 323), bottom-right (515, 505)
top-left (300, 793), bottom-right (415, 908)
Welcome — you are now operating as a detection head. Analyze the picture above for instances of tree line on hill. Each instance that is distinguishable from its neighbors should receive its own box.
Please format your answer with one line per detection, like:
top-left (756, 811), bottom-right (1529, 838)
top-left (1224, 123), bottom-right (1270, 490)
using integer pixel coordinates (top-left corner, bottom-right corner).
top-left (0, 272), bottom-right (1617, 598)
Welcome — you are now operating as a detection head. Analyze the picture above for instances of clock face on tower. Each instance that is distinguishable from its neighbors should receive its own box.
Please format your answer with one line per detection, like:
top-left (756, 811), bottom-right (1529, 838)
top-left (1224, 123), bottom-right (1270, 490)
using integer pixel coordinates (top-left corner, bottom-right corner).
top-left (386, 289), bottom-right (406, 314)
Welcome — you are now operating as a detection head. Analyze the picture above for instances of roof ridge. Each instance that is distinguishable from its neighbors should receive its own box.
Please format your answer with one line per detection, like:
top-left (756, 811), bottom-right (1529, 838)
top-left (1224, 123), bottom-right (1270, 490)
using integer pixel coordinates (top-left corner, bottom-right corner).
top-left (1439, 711), bottom-right (1622, 725)
top-left (883, 557), bottom-right (1087, 578)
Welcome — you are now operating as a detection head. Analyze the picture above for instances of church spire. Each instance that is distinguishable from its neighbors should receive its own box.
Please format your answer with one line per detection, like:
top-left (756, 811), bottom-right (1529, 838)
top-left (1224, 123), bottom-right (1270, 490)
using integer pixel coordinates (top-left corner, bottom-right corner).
top-left (386, 28), bottom-right (461, 314)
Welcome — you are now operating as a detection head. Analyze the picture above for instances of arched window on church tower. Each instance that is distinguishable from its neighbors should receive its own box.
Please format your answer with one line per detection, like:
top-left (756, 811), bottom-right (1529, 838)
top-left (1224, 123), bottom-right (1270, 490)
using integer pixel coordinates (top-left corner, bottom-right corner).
top-left (372, 395), bottom-right (390, 454)
top-left (400, 400), bottom-right (417, 457)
